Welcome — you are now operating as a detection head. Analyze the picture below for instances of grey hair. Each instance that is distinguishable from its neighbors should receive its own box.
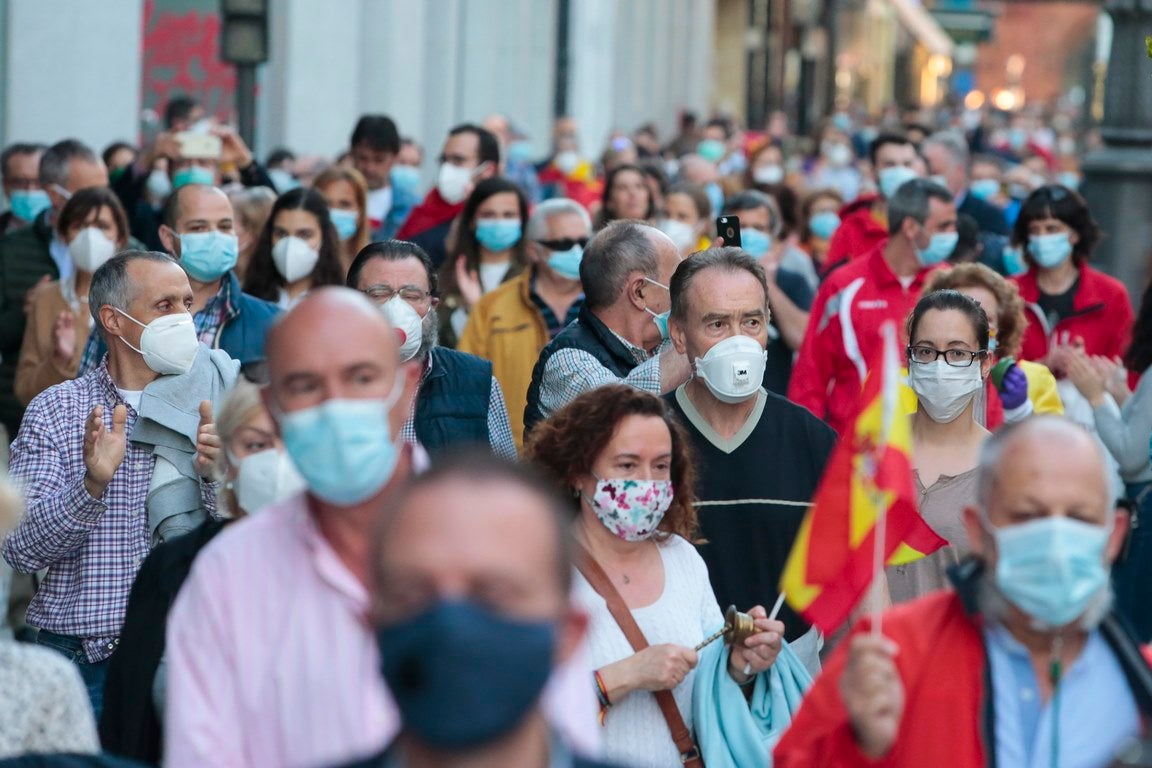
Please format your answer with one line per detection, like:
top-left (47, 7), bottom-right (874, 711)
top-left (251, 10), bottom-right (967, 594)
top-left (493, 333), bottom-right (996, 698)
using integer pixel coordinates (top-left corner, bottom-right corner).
top-left (722, 190), bottom-right (782, 237)
top-left (669, 247), bottom-right (768, 323)
top-left (526, 198), bottom-right (592, 243)
top-left (580, 220), bottom-right (661, 310)
top-left (89, 250), bottom-right (178, 330)
top-left (923, 131), bottom-right (970, 170)
top-left (887, 178), bottom-right (953, 235)
top-left (39, 139), bottom-right (99, 188)
top-left (975, 415), bottom-right (1115, 512)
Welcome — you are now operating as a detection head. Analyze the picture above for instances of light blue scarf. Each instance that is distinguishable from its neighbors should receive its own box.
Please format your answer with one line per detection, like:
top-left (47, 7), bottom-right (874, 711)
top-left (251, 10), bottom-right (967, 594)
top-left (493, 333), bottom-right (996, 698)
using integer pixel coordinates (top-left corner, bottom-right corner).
top-left (691, 633), bottom-right (813, 767)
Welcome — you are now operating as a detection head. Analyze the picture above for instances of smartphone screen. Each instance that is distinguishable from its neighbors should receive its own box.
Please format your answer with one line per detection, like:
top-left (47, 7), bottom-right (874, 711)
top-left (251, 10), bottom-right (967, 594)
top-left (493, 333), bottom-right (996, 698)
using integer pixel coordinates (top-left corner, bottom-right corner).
top-left (716, 216), bottom-right (741, 248)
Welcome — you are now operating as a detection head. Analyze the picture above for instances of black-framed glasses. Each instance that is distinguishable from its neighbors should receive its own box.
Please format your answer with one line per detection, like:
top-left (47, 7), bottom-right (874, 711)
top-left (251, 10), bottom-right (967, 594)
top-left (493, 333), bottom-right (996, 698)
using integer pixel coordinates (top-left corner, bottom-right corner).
top-left (363, 284), bottom-right (432, 303)
top-left (907, 345), bottom-right (987, 367)
top-left (536, 237), bottom-right (589, 251)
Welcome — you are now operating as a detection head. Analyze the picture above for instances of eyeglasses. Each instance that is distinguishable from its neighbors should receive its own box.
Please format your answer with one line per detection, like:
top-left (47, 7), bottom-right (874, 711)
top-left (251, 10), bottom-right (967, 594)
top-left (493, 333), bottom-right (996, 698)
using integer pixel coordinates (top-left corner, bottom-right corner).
top-left (363, 284), bottom-right (432, 303)
top-left (535, 237), bottom-right (589, 251)
top-left (907, 345), bottom-right (986, 367)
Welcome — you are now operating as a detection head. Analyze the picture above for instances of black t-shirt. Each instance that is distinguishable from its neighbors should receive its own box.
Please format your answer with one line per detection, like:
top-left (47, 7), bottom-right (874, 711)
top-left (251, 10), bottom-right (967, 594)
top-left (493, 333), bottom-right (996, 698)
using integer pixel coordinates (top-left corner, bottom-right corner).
top-left (1037, 277), bottom-right (1081, 331)
top-left (665, 386), bottom-right (836, 641)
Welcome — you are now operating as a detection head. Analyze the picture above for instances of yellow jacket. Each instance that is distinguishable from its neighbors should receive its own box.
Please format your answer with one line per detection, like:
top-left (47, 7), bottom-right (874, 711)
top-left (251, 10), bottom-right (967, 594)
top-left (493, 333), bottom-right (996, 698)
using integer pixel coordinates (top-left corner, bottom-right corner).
top-left (457, 270), bottom-right (550, 449)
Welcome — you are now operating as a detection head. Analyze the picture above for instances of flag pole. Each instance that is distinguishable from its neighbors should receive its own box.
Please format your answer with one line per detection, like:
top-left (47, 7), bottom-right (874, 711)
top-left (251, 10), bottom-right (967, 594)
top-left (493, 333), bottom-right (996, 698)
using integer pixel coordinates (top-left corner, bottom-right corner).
top-left (871, 321), bottom-right (899, 639)
top-left (871, 495), bottom-right (886, 639)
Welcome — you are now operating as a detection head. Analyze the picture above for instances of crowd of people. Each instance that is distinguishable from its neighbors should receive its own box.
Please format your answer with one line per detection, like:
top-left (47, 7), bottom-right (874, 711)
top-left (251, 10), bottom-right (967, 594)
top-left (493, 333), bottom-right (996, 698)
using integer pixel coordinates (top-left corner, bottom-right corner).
top-left (0, 93), bottom-right (1150, 767)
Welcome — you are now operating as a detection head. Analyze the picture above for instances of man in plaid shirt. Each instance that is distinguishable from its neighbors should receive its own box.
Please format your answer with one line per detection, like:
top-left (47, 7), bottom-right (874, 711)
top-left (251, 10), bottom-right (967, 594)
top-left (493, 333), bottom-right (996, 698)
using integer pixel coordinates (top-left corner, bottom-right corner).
top-left (3, 251), bottom-right (228, 717)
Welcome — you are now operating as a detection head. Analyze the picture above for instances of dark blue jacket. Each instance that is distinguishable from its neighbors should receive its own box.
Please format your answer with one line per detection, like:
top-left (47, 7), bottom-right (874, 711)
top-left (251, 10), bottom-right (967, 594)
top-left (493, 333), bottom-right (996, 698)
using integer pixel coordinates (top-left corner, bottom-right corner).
top-left (413, 347), bottom-right (492, 457)
top-left (523, 304), bottom-right (639, 436)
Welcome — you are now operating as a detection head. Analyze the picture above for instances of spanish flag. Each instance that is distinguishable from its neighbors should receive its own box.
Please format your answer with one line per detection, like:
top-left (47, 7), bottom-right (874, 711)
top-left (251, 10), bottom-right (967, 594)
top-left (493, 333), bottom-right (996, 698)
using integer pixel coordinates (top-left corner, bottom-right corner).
top-left (780, 321), bottom-right (946, 634)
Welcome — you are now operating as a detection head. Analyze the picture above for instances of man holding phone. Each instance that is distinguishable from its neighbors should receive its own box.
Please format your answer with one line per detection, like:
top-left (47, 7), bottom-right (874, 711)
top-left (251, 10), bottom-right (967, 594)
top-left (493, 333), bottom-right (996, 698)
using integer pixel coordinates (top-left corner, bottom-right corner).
top-left (396, 124), bottom-right (500, 270)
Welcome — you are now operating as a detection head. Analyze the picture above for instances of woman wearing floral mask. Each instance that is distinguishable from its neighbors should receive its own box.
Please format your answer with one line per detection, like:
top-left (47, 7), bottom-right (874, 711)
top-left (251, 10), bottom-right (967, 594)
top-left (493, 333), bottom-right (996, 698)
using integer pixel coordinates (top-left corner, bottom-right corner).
top-left (888, 290), bottom-right (993, 605)
top-left (1011, 185), bottom-right (1133, 374)
top-left (99, 379), bottom-right (304, 763)
top-left (15, 187), bottom-right (129, 405)
top-left (528, 385), bottom-right (792, 768)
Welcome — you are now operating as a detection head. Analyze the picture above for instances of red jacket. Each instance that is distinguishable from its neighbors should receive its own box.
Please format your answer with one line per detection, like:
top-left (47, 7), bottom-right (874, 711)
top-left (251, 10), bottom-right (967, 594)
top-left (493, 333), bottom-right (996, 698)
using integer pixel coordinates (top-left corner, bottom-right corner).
top-left (774, 591), bottom-right (989, 767)
top-left (788, 246), bottom-right (942, 434)
top-left (1014, 263), bottom-right (1134, 364)
top-left (823, 195), bottom-right (888, 276)
top-left (774, 584), bottom-right (1152, 767)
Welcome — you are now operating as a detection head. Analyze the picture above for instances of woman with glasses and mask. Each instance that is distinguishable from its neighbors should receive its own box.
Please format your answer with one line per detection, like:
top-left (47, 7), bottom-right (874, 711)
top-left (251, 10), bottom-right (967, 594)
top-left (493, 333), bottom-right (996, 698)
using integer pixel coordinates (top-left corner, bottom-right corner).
top-left (1011, 185), bottom-right (1134, 374)
top-left (888, 290), bottom-right (992, 605)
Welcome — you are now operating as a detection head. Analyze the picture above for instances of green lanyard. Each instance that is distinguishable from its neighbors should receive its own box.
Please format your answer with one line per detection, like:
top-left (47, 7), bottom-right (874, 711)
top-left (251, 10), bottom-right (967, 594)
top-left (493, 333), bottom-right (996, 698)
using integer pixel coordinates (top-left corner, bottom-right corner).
top-left (1050, 637), bottom-right (1064, 768)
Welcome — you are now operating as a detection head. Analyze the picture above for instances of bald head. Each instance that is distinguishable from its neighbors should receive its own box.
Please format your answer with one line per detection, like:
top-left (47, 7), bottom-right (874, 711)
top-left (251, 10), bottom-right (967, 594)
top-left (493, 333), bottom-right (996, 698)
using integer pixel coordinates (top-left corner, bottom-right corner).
top-left (264, 288), bottom-right (405, 424)
top-left (159, 184), bottom-right (236, 263)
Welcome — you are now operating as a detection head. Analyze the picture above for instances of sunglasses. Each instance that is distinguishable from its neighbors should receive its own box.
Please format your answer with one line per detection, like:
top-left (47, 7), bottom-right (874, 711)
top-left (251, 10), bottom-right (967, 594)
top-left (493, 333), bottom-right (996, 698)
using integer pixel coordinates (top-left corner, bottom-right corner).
top-left (536, 238), bottom-right (589, 251)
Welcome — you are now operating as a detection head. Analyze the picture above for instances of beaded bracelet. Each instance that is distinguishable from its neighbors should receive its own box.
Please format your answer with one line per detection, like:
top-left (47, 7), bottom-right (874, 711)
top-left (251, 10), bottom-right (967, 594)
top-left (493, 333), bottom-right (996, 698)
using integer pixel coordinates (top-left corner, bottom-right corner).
top-left (593, 670), bottom-right (612, 724)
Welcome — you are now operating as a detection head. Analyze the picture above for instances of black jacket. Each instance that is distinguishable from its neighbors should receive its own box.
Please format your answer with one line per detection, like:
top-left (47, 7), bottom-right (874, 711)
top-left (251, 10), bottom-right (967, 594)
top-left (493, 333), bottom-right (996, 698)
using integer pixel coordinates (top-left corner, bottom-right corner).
top-left (959, 192), bottom-right (1009, 236)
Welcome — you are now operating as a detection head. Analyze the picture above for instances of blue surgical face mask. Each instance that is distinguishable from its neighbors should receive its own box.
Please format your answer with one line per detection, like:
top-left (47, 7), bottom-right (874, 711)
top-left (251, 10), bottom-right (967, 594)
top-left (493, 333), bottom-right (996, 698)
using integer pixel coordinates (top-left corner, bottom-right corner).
top-left (377, 600), bottom-right (557, 749)
top-left (1002, 246), bottom-right (1029, 277)
top-left (697, 139), bottom-right (727, 163)
top-left (969, 178), bottom-right (1001, 202)
top-left (705, 183), bottom-right (725, 219)
top-left (172, 165), bottom-right (215, 190)
top-left (915, 230), bottom-right (959, 267)
top-left (329, 208), bottom-right (359, 241)
top-left (740, 227), bottom-right (772, 258)
top-left (178, 230), bottom-right (239, 282)
top-left (507, 140), bottom-right (535, 165)
top-left (277, 390), bottom-right (403, 506)
top-left (391, 165), bottom-right (422, 197)
top-left (991, 515), bottom-right (1111, 628)
top-left (8, 189), bottom-right (51, 222)
top-left (475, 219), bottom-right (522, 252)
top-left (1029, 232), bottom-right (1073, 269)
top-left (808, 211), bottom-right (841, 240)
top-left (546, 245), bottom-right (583, 281)
top-left (878, 166), bottom-right (919, 200)
top-left (643, 277), bottom-right (671, 342)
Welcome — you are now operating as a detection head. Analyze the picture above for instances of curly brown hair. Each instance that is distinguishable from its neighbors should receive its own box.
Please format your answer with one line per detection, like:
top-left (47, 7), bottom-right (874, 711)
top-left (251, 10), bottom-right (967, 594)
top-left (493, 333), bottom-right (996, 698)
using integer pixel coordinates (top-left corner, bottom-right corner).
top-left (524, 384), bottom-right (699, 542)
top-left (923, 263), bottom-right (1025, 359)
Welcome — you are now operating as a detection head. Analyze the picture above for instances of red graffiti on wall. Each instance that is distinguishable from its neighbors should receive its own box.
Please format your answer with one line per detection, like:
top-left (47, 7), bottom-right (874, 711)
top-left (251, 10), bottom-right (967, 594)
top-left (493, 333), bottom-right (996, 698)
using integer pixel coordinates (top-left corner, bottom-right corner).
top-left (140, 0), bottom-right (237, 136)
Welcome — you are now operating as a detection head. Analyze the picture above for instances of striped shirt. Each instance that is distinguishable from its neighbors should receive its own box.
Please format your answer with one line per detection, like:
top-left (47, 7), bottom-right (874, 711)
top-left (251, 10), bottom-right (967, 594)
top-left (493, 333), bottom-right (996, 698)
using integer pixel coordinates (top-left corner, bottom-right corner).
top-left (2, 361), bottom-right (214, 662)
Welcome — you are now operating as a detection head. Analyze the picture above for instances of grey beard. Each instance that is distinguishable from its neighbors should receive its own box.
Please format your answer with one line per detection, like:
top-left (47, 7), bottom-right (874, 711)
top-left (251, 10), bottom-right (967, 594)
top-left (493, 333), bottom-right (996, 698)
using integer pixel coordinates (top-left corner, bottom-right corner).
top-left (976, 561), bottom-right (1113, 633)
top-left (416, 305), bottom-right (440, 360)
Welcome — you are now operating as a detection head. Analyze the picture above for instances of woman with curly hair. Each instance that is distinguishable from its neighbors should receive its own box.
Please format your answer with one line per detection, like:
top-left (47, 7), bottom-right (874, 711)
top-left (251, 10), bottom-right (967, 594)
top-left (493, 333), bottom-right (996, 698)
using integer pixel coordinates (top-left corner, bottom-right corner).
top-left (526, 384), bottom-right (788, 768)
top-left (923, 262), bottom-right (1063, 429)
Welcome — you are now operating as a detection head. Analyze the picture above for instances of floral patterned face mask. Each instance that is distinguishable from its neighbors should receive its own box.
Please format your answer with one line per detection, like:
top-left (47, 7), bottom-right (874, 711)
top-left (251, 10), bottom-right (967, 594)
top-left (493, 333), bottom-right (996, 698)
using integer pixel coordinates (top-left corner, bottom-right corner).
top-left (582, 474), bottom-right (675, 542)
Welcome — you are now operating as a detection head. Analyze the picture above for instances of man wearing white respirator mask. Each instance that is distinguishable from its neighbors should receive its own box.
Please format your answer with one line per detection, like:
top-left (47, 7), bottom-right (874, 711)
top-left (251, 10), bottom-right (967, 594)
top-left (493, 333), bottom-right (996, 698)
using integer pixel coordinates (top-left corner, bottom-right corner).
top-left (3, 251), bottom-right (237, 717)
top-left (664, 248), bottom-right (837, 677)
top-left (347, 239), bottom-right (516, 460)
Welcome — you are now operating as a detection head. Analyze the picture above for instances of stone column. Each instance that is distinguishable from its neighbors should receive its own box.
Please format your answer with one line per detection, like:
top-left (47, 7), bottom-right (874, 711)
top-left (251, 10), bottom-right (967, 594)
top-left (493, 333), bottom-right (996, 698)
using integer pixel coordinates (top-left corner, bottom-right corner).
top-left (1079, 0), bottom-right (1152, 303)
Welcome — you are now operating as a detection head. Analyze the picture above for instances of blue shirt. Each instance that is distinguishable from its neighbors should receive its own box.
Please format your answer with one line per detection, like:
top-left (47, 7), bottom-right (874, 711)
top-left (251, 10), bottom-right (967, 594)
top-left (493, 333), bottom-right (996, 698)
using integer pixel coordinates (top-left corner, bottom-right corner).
top-left (984, 623), bottom-right (1139, 768)
top-left (49, 232), bottom-right (72, 283)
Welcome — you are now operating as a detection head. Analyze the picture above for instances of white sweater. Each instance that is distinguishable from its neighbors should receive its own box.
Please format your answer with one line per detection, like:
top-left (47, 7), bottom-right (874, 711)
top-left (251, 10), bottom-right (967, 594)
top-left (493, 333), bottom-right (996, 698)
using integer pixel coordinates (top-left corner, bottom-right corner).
top-left (573, 535), bottom-right (725, 768)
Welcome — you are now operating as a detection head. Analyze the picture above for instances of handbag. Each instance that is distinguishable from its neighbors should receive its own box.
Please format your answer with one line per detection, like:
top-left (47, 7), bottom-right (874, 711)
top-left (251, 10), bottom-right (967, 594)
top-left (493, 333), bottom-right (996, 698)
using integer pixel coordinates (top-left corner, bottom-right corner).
top-left (574, 543), bottom-right (705, 768)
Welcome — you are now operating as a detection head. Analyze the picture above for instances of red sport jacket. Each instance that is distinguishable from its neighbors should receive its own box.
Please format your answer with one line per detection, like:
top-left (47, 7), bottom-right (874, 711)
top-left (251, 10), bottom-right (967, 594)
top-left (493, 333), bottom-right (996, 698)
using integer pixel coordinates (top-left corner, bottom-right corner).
top-left (822, 195), bottom-right (889, 277)
top-left (788, 246), bottom-right (942, 434)
top-left (1014, 263), bottom-right (1134, 364)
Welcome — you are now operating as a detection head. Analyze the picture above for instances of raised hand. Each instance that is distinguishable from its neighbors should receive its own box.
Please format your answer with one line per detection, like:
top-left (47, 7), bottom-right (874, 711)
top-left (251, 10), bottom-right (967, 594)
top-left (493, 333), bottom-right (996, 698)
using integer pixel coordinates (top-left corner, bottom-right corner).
top-left (455, 255), bottom-right (483, 310)
top-left (840, 634), bottom-right (904, 759)
top-left (193, 400), bottom-right (220, 479)
top-left (51, 310), bottom-right (76, 366)
top-left (83, 404), bottom-right (128, 498)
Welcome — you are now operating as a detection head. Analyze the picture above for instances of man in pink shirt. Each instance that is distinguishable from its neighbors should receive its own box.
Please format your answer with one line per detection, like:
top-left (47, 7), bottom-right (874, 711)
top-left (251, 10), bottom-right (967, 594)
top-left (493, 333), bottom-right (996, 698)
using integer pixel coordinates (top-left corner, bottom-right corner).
top-left (163, 289), bottom-right (598, 767)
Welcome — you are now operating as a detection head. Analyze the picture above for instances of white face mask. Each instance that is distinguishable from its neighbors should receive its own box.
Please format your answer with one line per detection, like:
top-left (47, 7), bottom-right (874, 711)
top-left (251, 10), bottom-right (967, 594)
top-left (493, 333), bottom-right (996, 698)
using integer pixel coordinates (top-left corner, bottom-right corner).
top-left (437, 163), bottom-right (475, 205)
top-left (145, 169), bottom-right (173, 201)
top-left (232, 448), bottom-right (307, 515)
top-left (908, 360), bottom-right (983, 423)
top-left (114, 308), bottom-right (199, 375)
top-left (694, 335), bottom-right (767, 404)
top-left (753, 164), bottom-right (784, 185)
top-left (68, 227), bottom-right (116, 273)
top-left (656, 218), bottom-right (697, 252)
top-left (380, 295), bottom-right (426, 363)
top-left (271, 236), bottom-right (320, 283)
top-left (554, 151), bottom-right (579, 175)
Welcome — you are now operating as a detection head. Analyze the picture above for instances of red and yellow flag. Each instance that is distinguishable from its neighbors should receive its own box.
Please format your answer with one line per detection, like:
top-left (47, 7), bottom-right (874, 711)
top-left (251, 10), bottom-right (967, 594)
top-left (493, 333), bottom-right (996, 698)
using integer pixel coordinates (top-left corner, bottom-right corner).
top-left (780, 322), bottom-right (946, 634)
